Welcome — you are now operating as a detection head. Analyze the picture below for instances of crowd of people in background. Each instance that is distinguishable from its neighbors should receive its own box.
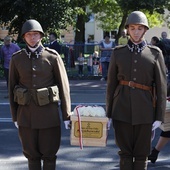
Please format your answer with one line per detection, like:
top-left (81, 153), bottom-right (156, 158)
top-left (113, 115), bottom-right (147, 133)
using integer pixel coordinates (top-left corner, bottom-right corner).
top-left (1, 30), bottom-right (170, 82)
top-left (77, 51), bottom-right (100, 77)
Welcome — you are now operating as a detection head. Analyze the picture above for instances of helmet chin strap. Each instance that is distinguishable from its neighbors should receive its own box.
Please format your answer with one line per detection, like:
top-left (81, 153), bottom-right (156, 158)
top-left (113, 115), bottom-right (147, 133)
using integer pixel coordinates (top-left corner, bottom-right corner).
top-left (128, 28), bottom-right (147, 44)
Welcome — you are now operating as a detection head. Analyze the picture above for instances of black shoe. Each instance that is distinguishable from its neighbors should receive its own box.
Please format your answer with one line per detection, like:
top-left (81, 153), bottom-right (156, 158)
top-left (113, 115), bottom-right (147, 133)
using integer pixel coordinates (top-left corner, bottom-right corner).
top-left (148, 147), bottom-right (159, 163)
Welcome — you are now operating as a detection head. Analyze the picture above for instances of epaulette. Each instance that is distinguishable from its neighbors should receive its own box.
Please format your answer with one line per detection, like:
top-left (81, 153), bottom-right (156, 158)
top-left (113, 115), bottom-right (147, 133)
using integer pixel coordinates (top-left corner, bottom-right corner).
top-left (114, 45), bottom-right (127, 50)
top-left (147, 45), bottom-right (161, 52)
top-left (45, 47), bottom-right (59, 55)
top-left (12, 49), bottom-right (24, 56)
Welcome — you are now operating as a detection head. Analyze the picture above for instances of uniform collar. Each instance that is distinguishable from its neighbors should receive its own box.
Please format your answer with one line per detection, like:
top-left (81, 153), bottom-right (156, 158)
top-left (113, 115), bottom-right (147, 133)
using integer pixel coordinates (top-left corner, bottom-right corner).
top-left (25, 45), bottom-right (44, 59)
top-left (127, 39), bottom-right (147, 53)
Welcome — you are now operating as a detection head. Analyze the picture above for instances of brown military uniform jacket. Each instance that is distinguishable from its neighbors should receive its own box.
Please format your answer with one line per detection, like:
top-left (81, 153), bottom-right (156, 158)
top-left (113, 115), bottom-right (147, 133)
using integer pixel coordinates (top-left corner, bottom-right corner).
top-left (9, 45), bottom-right (71, 129)
top-left (106, 40), bottom-right (167, 125)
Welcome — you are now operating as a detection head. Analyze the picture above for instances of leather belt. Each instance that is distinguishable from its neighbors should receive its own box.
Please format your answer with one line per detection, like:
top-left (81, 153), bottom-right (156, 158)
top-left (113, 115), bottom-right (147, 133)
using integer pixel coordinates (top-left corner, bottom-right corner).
top-left (119, 80), bottom-right (152, 91)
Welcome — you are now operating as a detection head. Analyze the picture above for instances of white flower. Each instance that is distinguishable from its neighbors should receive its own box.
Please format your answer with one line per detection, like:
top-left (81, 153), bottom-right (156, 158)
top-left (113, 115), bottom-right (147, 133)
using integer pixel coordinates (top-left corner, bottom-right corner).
top-left (73, 105), bottom-right (106, 117)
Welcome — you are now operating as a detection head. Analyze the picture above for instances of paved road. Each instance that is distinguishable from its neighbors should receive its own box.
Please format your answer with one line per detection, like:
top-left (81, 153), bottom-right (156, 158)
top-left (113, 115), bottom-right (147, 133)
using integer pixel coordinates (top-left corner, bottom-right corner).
top-left (0, 78), bottom-right (170, 170)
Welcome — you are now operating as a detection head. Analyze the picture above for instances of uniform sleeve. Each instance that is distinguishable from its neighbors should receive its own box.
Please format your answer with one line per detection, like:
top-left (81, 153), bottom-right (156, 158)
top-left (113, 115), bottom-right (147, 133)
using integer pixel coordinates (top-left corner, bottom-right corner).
top-left (8, 56), bottom-right (19, 121)
top-left (106, 50), bottom-right (119, 118)
top-left (154, 52), bottom-right (167, 121)
top-left (53, 55), bottom-right (71, 121)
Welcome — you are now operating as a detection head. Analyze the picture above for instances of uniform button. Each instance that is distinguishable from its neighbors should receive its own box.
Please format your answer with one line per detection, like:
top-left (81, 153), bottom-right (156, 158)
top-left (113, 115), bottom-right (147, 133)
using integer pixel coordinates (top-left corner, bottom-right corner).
top-left (33, 84), bottom-right (36, 87)
top-left (32, 65), bottom-right (37, 71)
top-left (134, 60), bottom-right (137, 63)
top-left (133, 78), bottom-right (136, 81)
top-left (134, 69), bottom-right (137, 72)
top-left (33, 74), bottom-right (36, 77)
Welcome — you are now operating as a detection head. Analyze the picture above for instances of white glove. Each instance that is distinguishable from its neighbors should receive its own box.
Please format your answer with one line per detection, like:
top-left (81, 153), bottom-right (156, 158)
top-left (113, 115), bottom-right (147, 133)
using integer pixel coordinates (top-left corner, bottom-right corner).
top-left (64, 120), bottom-right (71, 129)
top-left (152, 121), bottom-right (162, 131)
top-left (14, 121), bottom-right (18, 128)
top-left (107, 118), bottom-right (112, 130)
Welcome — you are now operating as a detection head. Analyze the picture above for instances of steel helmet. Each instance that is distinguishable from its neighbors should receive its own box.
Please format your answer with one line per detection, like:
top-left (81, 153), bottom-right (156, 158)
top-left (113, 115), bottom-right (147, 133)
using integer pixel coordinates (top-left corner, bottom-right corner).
top-left (125, 11), bottom-right (149, 30)
top-left (21, 19), bottom-right (44, 37)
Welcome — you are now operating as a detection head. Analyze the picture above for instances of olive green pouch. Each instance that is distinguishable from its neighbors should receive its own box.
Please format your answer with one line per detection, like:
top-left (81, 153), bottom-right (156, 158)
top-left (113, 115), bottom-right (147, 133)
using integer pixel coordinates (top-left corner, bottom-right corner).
top-left (48, 85), bottom-right (60, 102)
top-left (36, 88), bottom-right (50, 106)
top-left (14, 87), bottom-right (30, 105)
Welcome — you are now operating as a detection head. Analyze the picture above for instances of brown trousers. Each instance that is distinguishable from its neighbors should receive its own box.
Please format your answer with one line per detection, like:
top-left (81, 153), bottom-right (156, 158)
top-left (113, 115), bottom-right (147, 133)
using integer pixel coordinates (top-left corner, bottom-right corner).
top-left (113, 120), bottom-right (152, 170)
top-left (19, 126), bottom-right (61, 162)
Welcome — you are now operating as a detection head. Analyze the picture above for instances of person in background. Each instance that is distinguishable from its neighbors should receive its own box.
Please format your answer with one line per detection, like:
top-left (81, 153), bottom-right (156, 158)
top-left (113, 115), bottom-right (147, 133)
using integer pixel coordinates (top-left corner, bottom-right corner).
top-left (148, 36), bottom-right (170, 164)
top-left (0, 35), bottom-right (20, 93)
top-left (151, 36), bottom-right (167, 57)
top-left (87, 54), bottom-right (93, 76)
top-left (118, 29), bottom-right (129, 45)
top-left (106, 11), bottom-right (167, 170)
top-left (8, 19), bottom-right (71, 170)
top-left (77, 52), bottom-right (84, 77)
top-left (49, 32), bottom-right (61, 54)
top-left (148, 130), bottom-right (170, 163)
top-left (92, 51), bottom-right (100, 76)
top-left (161, 31), bottom-right (168, 40)
top-left (160, 32), bottom-right (170, 84)
top-left (99, 35), bottom-right (116, 81)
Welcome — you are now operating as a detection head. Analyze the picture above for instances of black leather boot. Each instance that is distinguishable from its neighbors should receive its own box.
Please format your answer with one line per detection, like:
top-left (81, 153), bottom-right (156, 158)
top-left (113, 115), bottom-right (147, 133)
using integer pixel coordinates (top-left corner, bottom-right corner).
top-left (148, 147), bottom-right (160, 163)
top-left (28, 160), bottom-right (41, 170)
top-left (120, 158), bottom-right (133, 170)
top-left (43, 160), bottom-right (56, 170)
top-left (133, 160), bottom-right (148, 170)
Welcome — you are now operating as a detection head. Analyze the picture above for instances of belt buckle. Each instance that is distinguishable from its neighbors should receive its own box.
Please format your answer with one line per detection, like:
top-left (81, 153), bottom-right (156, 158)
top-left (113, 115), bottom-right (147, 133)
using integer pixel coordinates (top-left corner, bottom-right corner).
top-left (128, 81), bottom-right (135, 89)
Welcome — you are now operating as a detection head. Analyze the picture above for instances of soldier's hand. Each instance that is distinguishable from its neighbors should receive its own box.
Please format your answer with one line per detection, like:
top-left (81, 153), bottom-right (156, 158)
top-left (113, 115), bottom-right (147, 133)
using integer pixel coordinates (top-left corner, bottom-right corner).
top-left (107, 118), bottom-right (112, 130)
top-left (152, 121), bottom-right (161, 131)
top-left (64, 120), bottom-right (71, 129)
top-left (14, 121), bottom-right (18, 128)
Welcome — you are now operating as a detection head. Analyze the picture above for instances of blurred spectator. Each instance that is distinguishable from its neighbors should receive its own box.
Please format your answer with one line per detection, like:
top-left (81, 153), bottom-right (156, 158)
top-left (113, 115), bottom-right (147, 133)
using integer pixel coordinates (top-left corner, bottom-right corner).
top-left (99, 35), bottom-right (116, 81)
top-left (161, 31), bottom-right (168, 40)
top-left (49, 32), bottom-right (61, 54)
top-left (118, 29), bottom-right (129, 45)
top-left (93, 51), bottom-right (100, 76)
top-left (77, 52), bottom-right (84, 77)
top-left (1, 35), bottom-right (20, 93)
top-left (87, 54), bottom-right (93, 76)
top-left (151, 36), bottom-right (167, 56)
top-left (148, 36), bottom-right (170, 164)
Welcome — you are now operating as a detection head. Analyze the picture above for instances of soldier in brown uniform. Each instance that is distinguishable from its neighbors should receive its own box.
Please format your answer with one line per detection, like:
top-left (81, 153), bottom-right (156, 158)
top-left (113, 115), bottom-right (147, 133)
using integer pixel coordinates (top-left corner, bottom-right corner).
top-left (106, 11), bottom-right (167, 170)
top-left (8, 19), bottom-right (71, 170)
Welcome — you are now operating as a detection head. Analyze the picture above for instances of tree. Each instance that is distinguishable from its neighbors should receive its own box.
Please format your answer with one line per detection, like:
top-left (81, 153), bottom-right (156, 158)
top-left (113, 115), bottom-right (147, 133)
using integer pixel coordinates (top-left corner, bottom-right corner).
top-left (90, 0), bottom-right (170, 43)
top-left (0, 0), bottom-right (74, 41)
top-left (69, 0), bottom-right (93, 43)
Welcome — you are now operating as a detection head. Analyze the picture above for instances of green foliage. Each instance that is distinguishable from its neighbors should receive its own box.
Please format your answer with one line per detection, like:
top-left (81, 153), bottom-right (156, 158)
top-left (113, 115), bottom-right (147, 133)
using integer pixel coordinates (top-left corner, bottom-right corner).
top-left (0, 0), bottom-right (170, 43)
top-left (90, 1), bottom-right (123, 31)
top-left (0, 0), bottom-right (74, 41)
top-left (89, 0), bottom-right (170, 42)
top-left (116, 0), bottom-right (169, 14)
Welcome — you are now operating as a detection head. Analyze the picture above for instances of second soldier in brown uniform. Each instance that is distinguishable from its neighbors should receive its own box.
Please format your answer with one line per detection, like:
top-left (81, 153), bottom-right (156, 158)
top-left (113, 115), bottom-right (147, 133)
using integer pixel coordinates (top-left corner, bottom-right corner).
top-left (8, 19), bottom-right (71, 170)
top-left (106, 11), bottom-right (167, 170)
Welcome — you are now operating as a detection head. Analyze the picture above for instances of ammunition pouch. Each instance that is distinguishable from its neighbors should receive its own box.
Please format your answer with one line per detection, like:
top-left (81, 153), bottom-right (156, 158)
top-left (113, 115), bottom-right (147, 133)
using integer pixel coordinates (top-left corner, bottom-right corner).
top-left (36, 88), bottom-right (50, 106)
top-left (48, 85), bottom-right (60, 103)
top-left (14, 86), bottom-right (30, 105)
top-left (13, 85), bottom-right (59, 106)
